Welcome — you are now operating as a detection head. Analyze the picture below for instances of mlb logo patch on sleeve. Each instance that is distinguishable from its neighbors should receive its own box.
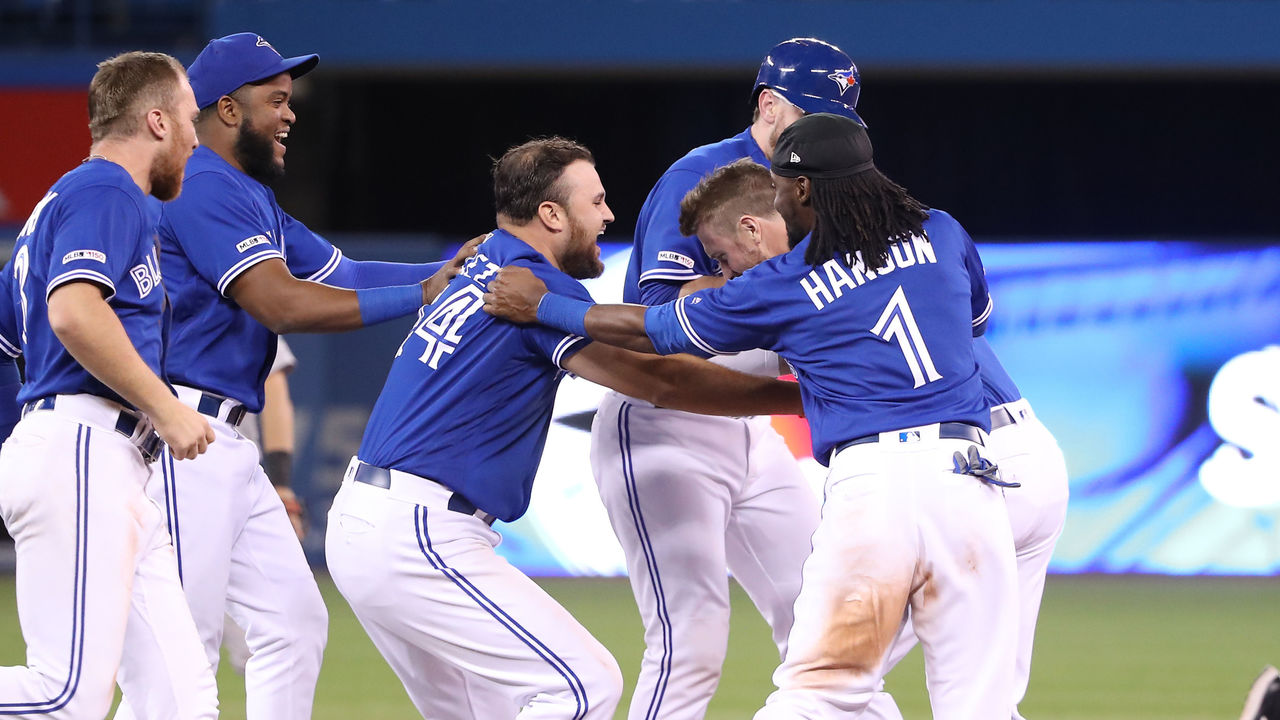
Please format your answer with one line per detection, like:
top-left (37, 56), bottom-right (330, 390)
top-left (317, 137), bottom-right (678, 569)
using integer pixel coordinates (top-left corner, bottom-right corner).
top-left (657, 251), bottom-right (695, 269)
top-left (62, 250), bottom-right (107, 264)
top-left (236, 235), bottom-right (270, 253)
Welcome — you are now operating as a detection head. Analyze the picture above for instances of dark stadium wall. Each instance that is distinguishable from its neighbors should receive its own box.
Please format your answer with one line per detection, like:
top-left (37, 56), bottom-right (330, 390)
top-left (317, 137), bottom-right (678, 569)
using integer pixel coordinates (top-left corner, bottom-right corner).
top-left (270, 74), bottom-right (1280, 241)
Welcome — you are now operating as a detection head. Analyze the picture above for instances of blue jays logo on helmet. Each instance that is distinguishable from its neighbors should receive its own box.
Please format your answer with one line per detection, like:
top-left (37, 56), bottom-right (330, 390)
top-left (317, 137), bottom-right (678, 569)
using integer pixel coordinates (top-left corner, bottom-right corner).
top-left (827, 69), bottom-right (858, 96)
top-left (754, 37), bottom-right (866, 127)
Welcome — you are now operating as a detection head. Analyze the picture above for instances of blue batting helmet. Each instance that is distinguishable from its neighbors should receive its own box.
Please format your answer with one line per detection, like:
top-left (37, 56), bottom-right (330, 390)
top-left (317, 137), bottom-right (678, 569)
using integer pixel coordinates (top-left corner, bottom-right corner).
top-left (753, 38), bottom-right (864, 126)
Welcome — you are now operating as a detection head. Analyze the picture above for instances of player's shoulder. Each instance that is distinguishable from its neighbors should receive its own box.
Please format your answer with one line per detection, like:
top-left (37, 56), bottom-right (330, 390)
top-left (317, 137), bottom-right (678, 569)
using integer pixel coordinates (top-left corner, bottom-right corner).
top-left (50, 163), bottom-right (146, 220)
top-left (486, 230), bottom-right (592, 301)
top-left (921, 208), bottom-right (974, 251)
top-left (666, 127), bottom-right (758, 178)
top-left (178, 153), bottom-right (255, 198)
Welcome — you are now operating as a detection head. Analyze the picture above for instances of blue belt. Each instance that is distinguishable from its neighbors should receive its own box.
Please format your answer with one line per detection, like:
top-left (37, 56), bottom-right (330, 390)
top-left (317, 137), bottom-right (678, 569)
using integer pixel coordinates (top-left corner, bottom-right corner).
top-left (834, 421), bottom-right (985, 455)
top-left (23, 396), bottom-right (162, 463)
top-left (351, 461), bottom-right (496, 526)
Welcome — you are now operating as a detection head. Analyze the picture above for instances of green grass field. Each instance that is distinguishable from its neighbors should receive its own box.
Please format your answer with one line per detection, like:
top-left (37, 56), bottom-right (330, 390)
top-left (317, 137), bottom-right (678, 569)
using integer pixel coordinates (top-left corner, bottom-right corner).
top-left (1, 574), bottom-right (1276, 718)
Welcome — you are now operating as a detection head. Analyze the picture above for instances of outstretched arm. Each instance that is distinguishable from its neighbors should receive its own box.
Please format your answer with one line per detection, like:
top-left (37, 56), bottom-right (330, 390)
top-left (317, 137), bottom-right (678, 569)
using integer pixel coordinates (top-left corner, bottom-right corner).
top-left (562, 342), bottom-right (801, 417)
top-left (230, 238), bottom-right (480, 334)
top-left (482, 266), bottom-right (657, 353)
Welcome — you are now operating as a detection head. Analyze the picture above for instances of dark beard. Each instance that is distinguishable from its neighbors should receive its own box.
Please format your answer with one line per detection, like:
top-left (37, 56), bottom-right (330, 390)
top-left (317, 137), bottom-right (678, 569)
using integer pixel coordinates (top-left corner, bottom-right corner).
top-left (561, 244), bottom-right (604, 280)
top-left (561, 223), bottom-right (604, 279)
top-left (234, 116), bottom-right (284, 184)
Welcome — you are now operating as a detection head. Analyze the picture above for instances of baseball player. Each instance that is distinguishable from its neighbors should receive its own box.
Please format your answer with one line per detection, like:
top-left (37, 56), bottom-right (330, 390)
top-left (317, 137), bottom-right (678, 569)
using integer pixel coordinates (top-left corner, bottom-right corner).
top-left (111, 33), bottom-right (471, 720)
top-left (482, 114), bottom-right (1020, 718)
top-left (0, 52), bottom-right (217, 719)
top-left (678, 158), bottom-right (1070, 719)
top-left (325, 137), bottom-right (807, 719)
top-left (595, 37), bottom-right (862, 719)
top-left (223, 336), bottom-right (303, 676)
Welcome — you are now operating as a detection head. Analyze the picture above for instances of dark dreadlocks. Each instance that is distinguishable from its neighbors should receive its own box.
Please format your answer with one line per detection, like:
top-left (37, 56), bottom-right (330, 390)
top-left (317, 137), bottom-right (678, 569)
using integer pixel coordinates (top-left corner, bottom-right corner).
top-left (805, 168), bottom-right (929, 269)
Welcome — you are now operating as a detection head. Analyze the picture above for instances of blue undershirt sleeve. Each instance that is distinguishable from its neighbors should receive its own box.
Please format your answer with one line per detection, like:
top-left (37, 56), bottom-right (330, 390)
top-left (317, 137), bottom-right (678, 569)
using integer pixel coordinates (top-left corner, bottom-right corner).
top-left (321, 256), bottom-right (447, 290)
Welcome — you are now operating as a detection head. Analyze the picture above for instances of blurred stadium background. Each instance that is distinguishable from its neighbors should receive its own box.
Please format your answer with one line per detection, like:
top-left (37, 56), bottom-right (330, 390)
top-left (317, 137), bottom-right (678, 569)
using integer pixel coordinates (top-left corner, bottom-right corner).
top-left (2, 0), bottom-right (1279, 716)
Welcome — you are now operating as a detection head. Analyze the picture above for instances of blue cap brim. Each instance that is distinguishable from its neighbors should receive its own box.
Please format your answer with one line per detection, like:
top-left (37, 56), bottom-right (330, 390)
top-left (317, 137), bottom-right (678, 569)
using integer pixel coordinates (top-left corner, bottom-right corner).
top-left (278, 54), bottom-right (319, 81)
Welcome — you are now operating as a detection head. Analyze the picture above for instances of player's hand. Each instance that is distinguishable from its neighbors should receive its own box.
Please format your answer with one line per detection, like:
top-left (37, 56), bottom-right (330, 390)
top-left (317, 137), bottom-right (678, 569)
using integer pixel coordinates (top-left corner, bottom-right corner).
top-left (277, 486), bottom-right (306, 540)
top-left (153, 400), bottom-right (215, 460)
top-left (422, 234), bottom-right (486, 303)
top-left (482, 266), bottom-right (548, 324)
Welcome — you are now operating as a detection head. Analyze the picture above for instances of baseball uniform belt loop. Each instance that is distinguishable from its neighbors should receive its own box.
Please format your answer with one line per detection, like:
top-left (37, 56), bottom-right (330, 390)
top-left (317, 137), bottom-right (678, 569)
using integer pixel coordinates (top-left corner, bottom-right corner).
top-left (23, 394), bottom-right (162, 463)
top-left (349, 459), bottom-right (497, 526)
top-left (196, 393), bottom-right (247, 427)
top-left (174, 385), bottom-right (247, 427)
top-left (990, 398), bottom-right (1034, 430)
top-left (834, 421), bottom-right (985, 455)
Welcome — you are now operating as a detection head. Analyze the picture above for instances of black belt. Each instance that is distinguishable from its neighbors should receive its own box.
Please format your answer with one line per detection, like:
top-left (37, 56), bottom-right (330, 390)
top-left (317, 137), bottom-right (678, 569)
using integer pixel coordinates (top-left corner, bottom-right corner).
top-left (835, 421), bottom-right (984, 455)
top-left (195, 392), bottom-right (247, 427)
top-left (351, 461), bottom-right (496, 526)
top-left (990, 406), bottom-right (1020, 430)
top-left (24, 396), bottom-right (162, 463)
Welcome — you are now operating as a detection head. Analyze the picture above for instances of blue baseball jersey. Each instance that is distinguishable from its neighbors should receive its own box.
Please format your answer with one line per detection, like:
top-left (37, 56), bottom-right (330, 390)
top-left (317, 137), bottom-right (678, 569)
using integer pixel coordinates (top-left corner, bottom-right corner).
top-left (973, 336), bottom-right (1021, 406)
top-left (158, 146), bottom-right (348, 412)
top-left (646, 209), bottom-right (993, 464)
top-left (359, 229), bottom-right (590, 522)
top-left (0, 262), bottom-right (23, 443)
top-left (624, 127), bottom-right (768, 305)
top-left (0, 259), bottom-right (20, 362)
top-left (8, 159), bottom-right (167, 408)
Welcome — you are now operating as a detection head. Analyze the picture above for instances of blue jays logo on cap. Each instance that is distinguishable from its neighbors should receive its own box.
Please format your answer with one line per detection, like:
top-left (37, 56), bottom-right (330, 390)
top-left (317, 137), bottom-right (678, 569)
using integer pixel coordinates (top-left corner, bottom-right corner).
top-left (827, 69), bottom-right (858, 95)
top-left (187, 32), bottom-right (320, 109)
top-left (255, 36), bottom-right (279, 55)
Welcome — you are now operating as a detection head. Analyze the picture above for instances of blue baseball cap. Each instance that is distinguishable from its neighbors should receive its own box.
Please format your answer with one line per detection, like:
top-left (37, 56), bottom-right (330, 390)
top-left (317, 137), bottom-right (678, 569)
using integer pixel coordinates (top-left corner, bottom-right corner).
top-left (188, 33), bottom-right (319, 109)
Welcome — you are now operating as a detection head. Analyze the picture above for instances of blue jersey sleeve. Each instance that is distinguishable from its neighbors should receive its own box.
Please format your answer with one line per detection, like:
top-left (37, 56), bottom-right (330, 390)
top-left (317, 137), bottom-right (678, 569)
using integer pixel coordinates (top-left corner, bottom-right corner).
top-left (644, 274), bottom-right (779, 358)
top-left (0, 355), bottom-right (20, 444)
top-left (520, 265), bottom-right (591, 369)
top-left (635, 169), bottom-right (720, 293)
top-left (962, 230), bottom-right (992, 336)
top-left (276, 213), bottom-right (446, 288)
top-left (45, 186), bottom-right (145, 301)
top-left (161, 173), bottom-right (285, 297)
top-left (0, 263), bottom-right (20, 358)
top-left (280, 212), bottom-right (342, 281)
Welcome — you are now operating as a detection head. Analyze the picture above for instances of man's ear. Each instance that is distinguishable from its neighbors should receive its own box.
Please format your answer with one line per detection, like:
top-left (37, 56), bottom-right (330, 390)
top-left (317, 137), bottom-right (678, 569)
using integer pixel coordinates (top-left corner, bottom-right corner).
top-left (757, 90), bottom-right (779, 125)
top-left (144, 107), bottom-right (167, 140)
top-left (216, 95), bottom-right (240, 127)
top-left (739, 215), bottom-right (761, 244)
top-left (538, 201), bottom-right (566, 232)
top-left (796, 176), bottom-right (812, 206)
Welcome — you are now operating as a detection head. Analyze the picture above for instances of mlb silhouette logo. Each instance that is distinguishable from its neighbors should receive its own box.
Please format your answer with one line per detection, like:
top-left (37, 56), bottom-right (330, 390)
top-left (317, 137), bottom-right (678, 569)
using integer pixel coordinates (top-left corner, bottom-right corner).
top-left (898, 431), bottom-right (922, 443)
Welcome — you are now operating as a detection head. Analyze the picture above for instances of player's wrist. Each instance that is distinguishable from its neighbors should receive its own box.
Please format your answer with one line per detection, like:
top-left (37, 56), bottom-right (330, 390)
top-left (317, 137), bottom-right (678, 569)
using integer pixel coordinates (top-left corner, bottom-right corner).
top-left (264, 449), bottom-right (293, 488)
top-left (535, 293), bottom-right (591, 337)
top-left (356, 284), bottom-right (424, 326)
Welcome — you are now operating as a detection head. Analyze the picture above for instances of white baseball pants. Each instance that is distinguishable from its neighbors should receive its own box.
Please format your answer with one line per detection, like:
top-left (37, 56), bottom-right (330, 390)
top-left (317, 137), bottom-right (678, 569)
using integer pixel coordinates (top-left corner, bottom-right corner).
top-left (326, 460), bottom-right (623, 719)
top-left (0, 401), bottom-right (217, 719)
top-left (755, 423), bottom-right (1019, 720)
top-left (590, 392), bottom-right (820, 720)
top-left (115, 394), bottom-right (326, 720)
top-left (863, 399), bottom-right (1071, 720)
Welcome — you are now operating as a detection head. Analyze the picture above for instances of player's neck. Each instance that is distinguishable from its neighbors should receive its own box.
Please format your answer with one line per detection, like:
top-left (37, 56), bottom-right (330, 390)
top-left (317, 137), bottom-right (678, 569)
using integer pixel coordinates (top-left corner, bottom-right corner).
top-left (195, 122), bottom-right (245, 174)
top-left (87, 139), bottom-right (153, 195)
top-left (498, 221), bottom-right (561, 271)
top-left (749, 121), bottom-right (774, 161)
